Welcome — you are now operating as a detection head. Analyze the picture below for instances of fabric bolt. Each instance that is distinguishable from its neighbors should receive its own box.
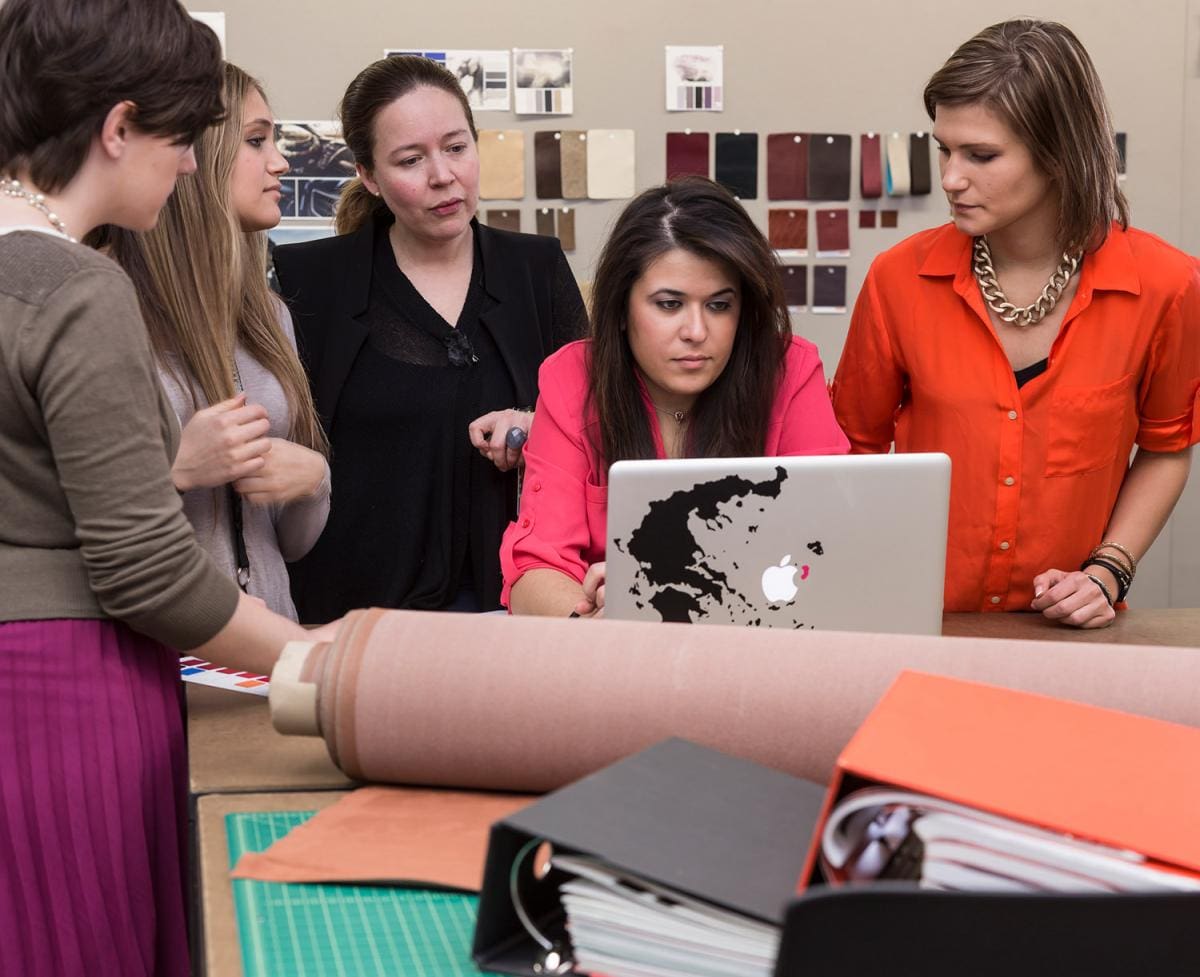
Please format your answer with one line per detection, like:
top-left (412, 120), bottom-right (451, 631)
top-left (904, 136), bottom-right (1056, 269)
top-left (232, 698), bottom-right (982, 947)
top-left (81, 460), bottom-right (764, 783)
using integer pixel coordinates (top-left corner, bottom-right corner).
top-left (860, 133), bottom-right (883, 198)
top-left (781, 265), bottom-right (808, 309)
top-left (586, 129), bottom-right (637, 199)
top-left (885, 133), bottom-right (910, 196)
top-left (714, 131), bottom-right (758, 200)
top-left (816, 209), bottom-right (850, 254)
top-left (832, 222), bottom-right (1200, 612)
top-left (499, 337), bottom-right (849, 604)
top-left (666, 131), bottom-right (710, 180)
top-left (766, 133), bottom-right (808, 200)
top-left (486, 209), bottom-right (521, 232)
top-left (812, 265), bottom-right (848, 310)
top-left (559, 131), bottom-right (589, 198)
top-left (477, 130), bottom-right (525, 200)
top-left (535, 207), bottom-right (556, 237)
top-left (806, 134), bottom-right (852, 201)
top-left (0, 618), bottom-right (190, 977)
top-left (880, 210), bottom-right (899, 229)
top-left (556, 208), bottom-right (576, 251)
top-left (768, 209), bottom-right (808, 252)
top-left (859, 210), bottom-right (878, 229)
top-left (909, 132), bottom-right (932, 195)
top-left (0, 231), bottom-right (238, 647)
top-left (1116, 132), bottom-right (1128, 175)
top-left (534, 131), bottom-right (564, 199)
top-left (156, 303), bottom-right (330, 621)
top-left (275, 216), bottom-right (585, 619)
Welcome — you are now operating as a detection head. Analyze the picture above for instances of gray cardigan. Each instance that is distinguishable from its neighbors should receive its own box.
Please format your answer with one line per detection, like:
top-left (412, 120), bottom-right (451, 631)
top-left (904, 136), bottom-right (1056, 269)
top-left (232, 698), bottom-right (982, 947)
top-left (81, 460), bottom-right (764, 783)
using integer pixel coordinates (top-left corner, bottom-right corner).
top-left (156, 302), bottom-right (330, 620)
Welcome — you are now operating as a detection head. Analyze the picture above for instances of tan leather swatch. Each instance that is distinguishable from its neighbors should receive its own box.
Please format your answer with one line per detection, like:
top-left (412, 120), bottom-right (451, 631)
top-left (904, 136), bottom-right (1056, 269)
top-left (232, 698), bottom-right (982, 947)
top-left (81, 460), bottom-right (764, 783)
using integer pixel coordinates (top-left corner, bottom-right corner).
top-left (559, 130), bottom-right (588, 198)
top-left (535, 206), bottom-right (556, 237)
top-left (556, 207), bottom-right (576, 250)
top-left (486, 209), bottom-right (521, 232)
top-left (478, 129), bottom-right (525, 200)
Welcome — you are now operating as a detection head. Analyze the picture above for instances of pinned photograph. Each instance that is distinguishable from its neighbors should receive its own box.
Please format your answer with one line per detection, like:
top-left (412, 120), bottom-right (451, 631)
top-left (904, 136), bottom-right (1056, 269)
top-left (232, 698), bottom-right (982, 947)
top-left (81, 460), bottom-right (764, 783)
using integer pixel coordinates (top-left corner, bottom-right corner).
top-left (266, 226), bottom-right (335, 293)
top-left (273, 122), bottom-right (356, 220)
top-left (513, 48), bottom-right (574, 115)
top-left (385, 49), bottom-right (511, 112)
top-left (665, 45), bottom-right (723, 111)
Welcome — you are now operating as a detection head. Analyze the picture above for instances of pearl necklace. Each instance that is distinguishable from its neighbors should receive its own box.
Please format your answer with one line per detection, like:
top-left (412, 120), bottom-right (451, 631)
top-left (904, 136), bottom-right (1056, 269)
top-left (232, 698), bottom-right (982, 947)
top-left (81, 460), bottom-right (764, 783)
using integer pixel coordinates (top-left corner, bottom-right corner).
top-left (1, 178), bottom-right (77, 243)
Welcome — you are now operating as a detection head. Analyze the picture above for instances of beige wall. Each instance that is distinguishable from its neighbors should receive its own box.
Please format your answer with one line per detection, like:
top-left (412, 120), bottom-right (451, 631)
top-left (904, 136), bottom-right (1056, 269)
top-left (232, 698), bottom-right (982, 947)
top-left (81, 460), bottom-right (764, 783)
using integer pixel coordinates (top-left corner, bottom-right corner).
top-left (188, 0), bottom-right (1200, 606)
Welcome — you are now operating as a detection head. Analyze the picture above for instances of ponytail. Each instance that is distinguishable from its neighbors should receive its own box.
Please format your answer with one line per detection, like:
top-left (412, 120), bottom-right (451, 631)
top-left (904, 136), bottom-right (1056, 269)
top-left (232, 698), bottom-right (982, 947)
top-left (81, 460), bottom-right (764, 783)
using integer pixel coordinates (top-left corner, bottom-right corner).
top-left (335, 176), bottom-right (390, 235)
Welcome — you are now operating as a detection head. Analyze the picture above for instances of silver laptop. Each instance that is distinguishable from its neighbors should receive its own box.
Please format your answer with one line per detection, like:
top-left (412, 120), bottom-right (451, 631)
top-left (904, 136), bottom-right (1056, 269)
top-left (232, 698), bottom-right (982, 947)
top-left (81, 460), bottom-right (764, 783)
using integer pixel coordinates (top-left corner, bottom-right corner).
top-left (604, 453), bottom-right (950, 635)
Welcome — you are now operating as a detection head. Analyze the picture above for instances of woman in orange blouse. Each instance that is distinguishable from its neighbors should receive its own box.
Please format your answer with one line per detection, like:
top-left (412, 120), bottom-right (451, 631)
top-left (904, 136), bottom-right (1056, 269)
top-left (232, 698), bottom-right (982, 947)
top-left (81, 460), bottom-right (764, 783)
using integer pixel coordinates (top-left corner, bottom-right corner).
top-left (833, 19), bottom-right (1199, 627)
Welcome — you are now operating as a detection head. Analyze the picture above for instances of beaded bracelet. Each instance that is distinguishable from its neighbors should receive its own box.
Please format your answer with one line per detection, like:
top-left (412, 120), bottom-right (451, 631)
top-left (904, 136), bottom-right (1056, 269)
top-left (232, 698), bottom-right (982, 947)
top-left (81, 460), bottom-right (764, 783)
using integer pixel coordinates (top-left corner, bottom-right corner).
top-left (1093, 540), bottom-right (1138, 574)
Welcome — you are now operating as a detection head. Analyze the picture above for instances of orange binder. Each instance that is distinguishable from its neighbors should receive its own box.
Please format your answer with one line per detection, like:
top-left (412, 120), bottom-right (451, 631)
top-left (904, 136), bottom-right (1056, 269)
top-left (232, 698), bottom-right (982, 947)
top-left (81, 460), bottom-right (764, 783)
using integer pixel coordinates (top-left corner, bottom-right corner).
top-left (800, 670), bottom-right (1200, 889)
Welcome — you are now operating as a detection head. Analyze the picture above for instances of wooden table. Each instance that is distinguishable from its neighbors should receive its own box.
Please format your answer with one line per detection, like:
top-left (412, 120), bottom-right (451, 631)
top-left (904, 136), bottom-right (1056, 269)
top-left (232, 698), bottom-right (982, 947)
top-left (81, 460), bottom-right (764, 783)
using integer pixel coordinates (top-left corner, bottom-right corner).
top-left (941, 608), bottom-right (1200, 646)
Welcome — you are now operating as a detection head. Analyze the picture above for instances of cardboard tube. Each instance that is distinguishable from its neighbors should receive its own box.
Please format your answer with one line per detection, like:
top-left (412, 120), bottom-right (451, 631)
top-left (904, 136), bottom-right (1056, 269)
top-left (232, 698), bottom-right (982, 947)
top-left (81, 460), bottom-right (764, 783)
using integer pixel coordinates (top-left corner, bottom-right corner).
top-left (270, 609), bottom-right (1200, 792)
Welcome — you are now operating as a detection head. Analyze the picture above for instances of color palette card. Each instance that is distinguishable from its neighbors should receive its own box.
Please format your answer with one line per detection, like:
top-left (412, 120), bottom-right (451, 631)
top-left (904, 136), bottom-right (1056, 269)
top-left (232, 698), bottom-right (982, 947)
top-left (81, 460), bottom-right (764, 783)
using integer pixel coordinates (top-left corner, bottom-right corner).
top-left (385, 50), bottom-right (511, 112)
top-left (513, 48), bottom-right (573, 115)
top-left (665, 46), bottom-right (724, 111)
top-left (179, 656), bottom-right (269, 696)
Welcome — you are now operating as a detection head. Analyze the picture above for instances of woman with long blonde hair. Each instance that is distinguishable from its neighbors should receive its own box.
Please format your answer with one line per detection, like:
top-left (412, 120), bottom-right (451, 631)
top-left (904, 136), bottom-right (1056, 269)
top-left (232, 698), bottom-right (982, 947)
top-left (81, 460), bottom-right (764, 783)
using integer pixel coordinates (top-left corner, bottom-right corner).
top-left (107, 63), bottom-right (330, 620)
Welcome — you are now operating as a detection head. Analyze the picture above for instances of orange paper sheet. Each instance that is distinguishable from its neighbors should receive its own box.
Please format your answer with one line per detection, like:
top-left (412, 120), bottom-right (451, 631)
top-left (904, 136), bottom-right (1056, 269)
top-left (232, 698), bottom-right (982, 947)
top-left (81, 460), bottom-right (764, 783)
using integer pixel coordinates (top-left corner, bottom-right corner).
top-left (230, 785), bottom-right (532, 890)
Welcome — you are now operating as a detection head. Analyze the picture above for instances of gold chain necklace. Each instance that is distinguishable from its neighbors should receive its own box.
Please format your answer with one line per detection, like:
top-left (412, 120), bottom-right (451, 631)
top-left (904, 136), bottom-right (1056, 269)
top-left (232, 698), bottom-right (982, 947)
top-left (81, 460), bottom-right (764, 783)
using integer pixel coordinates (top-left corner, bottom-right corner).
top-left (972, 236), bottom-right (1080, 327)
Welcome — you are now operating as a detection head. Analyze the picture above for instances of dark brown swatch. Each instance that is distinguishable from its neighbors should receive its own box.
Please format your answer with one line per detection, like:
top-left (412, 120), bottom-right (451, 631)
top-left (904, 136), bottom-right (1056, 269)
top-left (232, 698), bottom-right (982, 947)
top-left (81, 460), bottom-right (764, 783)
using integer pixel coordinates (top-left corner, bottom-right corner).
top-left (535, 207), bottom-right (556, 237)
top-left (781, 265), bottom-right (807, 308)
top-left (812, 264), bottom-right (847, 309)
top-left (806, 134), bottom-right (852, 201)
top-left (766, 133), bottom-right (808, 200)
top-left (880, 209), bottom-right (899, 229)
top-left (556, 208), bottom-right (576, 251)
top-left (534, 131), bottom-right (563, 199)
top-left (909, 132), bottom-right (932, 195)
top-left (486, 209), bottom-right (521, 232)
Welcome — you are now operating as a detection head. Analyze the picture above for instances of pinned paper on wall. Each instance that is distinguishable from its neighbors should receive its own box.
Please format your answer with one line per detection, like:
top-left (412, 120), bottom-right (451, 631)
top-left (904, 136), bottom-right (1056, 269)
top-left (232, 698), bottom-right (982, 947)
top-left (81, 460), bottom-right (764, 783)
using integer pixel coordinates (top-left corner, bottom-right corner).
top-left (274, 122), bottom-right (355, 220)
top-left (190, 12), bottom-right (226, 53)
top-left (812, 264), bottom-right (848, 314)
top-left (714, 131), bottom-right (758, 200)
top-left (586, 129), bottom-right (636, 199)
top-left (665, 46), bottom-right (724, 111)
top-left (768, 208), bottom-right (808, 258)
top-left (559, 130), bottom-right (589, 198)
top-left (909, 132), bottom-right (932, 195)
top-left (666, 132), bottom-right (710, 180)
top-left (816, 209), bottom-right (850, 257)
top-left (806, 134), bottom-right (851, 201)
top-left (385, 49), bottom-right (511, 112)
top-left (766, 133), bottom-right (808, 200)
top-left (781, 265), bottom-right (808, 312)
top-left (860, 133), bottom-right (882, 198)
top-left (534, 131), bottom-right (564, 199)
top-left (514, 48), bottom-right (573, 115)
top-left (486, 209), bottom-right (521, 232)
top-left (885, 132), bottom-right (911, 196)
top-left (478, 130), bottom-right (525, 199)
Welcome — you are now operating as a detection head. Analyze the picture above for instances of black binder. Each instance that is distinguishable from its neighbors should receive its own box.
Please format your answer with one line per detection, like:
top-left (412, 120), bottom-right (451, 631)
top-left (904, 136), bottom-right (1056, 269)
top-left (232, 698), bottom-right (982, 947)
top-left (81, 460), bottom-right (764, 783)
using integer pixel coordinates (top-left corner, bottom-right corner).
top-left (472, 737), bottom-right (826, 976)
top-left (775, 884), bottom-right (1200, 977)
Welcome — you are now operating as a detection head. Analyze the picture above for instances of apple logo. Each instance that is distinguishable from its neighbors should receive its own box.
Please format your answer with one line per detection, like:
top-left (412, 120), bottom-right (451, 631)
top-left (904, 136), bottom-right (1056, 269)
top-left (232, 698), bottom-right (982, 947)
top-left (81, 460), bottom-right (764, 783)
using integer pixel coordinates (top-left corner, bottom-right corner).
top-left (762, 554), bottom-right (800, 604)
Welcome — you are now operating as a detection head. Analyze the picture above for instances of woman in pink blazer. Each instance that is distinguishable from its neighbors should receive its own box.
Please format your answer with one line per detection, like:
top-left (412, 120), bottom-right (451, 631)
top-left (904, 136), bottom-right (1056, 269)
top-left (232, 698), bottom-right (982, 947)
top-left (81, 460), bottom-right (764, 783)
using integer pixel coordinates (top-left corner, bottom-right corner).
top-left (501, 177), bottom-right (849, 617)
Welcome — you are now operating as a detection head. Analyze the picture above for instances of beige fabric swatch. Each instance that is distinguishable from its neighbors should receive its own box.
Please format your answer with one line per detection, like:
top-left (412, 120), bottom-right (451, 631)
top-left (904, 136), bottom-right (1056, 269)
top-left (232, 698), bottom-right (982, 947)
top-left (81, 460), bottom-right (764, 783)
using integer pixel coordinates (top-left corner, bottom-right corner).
top-left (478, 129), bottom-right (525, 200)
top-left (586, 129), bottom-right (636, 199)
top-left (559, 130), bottom-right (588, 198)
top-left (231, 785), bottom-right (531, 890)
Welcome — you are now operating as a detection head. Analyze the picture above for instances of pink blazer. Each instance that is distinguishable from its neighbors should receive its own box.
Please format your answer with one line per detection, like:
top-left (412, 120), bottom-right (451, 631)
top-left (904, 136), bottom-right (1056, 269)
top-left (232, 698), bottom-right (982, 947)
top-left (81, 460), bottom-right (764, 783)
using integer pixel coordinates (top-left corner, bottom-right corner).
top-left (499, 337), bottom-right (850, 607)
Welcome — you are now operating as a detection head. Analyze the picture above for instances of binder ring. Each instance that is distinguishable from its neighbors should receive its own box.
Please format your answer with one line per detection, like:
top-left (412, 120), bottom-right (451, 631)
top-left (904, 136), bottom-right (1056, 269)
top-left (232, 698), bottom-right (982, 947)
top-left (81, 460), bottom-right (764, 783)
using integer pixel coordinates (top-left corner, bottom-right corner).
top-left (509, 837), bottom-right (574, 974)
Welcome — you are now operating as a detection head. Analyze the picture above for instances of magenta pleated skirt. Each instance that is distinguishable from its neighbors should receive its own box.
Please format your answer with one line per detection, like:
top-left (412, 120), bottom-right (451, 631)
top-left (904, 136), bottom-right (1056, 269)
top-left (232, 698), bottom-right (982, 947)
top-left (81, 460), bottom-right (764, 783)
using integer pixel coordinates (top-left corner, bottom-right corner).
top-left (0, 618), bottom-right (189, 977)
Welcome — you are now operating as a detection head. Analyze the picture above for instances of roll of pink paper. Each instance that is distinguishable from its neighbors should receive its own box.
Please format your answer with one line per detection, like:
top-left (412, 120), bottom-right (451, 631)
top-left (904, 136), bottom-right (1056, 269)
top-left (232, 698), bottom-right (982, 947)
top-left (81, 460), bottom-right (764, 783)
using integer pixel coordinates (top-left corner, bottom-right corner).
top-left (270, 609), bottom-right (1200, 792)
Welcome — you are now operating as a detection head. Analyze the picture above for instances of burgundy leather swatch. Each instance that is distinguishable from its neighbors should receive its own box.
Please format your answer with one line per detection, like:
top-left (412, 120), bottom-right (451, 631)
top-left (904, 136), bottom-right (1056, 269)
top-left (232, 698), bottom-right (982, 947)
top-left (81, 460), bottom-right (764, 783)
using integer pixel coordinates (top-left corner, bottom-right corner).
top-left (714, 132), bottom-right (758, 199)
top-left (768, 208), bottom-right (808, 252)
top-left (880, 209), bottom-right (898, 229)
top-left (859, 210), bottom-right (877, 229)
top-left (909, 132), bottom-right (932, 195)
top-left (535, 207), bottom-right (556, 237)
top-left (781, 265), bottom-right (807, 308)
top-left (556, 208), bottom-right (576, 250)
top-left (486, 209), bottom-right (521, 232)
top-left (806, 134), bottom-right (852, 201)
top-left (534, 131), bottom-right (563, 199)
top-left (812, 264), bottom-right (847, 309)
top-left (816, 209), bottom-right (849, 253)
top-left (766, 133), bottom-right (808, 200)
top-left (666, 131), bottom-right (710, 180)
top-left (860, 133), bottom-right (882, 198)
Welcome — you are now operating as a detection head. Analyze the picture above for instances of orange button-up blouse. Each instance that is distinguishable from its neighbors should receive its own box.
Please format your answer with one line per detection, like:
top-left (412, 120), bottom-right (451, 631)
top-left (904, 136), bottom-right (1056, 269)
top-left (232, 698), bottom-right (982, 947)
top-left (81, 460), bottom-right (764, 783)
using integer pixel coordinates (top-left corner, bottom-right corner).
top-left (832, 223), bottom-right (1200, 612)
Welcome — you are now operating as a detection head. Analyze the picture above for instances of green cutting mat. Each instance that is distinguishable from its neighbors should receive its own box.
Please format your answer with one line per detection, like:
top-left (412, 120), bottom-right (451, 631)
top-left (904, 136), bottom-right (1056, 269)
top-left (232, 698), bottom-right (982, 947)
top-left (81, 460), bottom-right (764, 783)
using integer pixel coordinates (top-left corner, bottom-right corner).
top-left (226, 811), bottom-right (503, 977)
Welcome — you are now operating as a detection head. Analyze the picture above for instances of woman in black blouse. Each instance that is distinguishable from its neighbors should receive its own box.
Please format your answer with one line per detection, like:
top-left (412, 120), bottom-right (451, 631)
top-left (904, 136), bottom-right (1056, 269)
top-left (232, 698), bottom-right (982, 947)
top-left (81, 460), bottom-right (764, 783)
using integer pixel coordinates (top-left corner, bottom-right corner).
top-left (275, 55), bottom-right (585, 619)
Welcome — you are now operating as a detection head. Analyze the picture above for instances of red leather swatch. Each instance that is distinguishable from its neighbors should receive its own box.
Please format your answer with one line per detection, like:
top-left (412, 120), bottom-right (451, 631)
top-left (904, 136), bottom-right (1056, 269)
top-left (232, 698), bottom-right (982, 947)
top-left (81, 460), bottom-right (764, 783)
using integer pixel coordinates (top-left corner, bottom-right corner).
top-left (781, 265), bottom-right (807, 308)
top-left (768, 208), bottom-right (808, 251)
top-left (859, 210), bottom-right (877, 229)
top-left (666, 132), bottom-right (710, 180)
top-left (816, 209), bottom-right (849, 253)
top-left (860, 133), bottom-right (882, 198)
top-left (766, 133), bottom-right (808, 200)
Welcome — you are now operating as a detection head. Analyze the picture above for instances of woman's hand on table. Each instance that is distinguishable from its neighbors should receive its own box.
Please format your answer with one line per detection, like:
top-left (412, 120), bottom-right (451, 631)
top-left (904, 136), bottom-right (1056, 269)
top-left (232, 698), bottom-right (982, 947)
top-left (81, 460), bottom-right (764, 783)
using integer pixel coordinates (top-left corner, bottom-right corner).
top-left (574, 561), bottom-right (606, 618)
top-left (468, 408), bottom-right (532, 472)
top-left (172, 393), bottom-right (271, 492)
top-left (1030, 568), bottom-right (1117, 629)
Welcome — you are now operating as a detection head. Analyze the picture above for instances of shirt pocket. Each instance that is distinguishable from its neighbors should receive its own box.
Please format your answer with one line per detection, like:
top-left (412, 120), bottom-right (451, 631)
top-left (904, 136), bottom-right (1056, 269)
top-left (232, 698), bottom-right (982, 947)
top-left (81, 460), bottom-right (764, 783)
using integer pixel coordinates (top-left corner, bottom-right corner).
top-left (584, 478), bottom-right (608, 553)
top-left (1044, 373), bottom-right (1134, 477)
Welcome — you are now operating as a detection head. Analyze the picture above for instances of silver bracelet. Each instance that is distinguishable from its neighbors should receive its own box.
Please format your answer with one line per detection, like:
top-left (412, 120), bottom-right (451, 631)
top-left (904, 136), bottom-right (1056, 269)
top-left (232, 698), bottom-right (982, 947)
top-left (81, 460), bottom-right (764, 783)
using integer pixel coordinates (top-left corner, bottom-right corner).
top-left (1084, 573), bottom-right (1114, 607)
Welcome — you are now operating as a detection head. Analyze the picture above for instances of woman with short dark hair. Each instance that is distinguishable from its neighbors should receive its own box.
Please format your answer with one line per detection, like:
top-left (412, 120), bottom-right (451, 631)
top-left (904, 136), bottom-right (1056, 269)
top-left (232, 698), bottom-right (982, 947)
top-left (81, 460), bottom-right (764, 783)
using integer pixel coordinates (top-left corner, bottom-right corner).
top-left (275, 55), bottom-right (585, 618)
top-left (0, 3), bottom-right (325, 972)
top-left (502, 177), bottom-right (849, 617)
top-left (833, 19), bottom-right (1200, 627)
